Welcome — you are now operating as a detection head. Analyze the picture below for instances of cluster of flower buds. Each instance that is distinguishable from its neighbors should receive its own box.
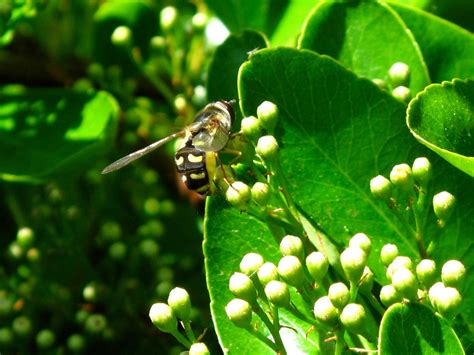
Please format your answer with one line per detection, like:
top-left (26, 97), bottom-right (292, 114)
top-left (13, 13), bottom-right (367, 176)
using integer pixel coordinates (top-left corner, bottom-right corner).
top-left (149, 287), bottom-right (209, 354)
top-left (373, 62), bottom-right (411, 103)
top-left (379, 243), bottom-right (465, 319)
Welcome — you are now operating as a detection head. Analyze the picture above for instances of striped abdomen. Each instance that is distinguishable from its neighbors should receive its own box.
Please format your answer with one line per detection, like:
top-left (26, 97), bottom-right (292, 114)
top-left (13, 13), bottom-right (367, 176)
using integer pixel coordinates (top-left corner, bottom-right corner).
top-left (175, 144), bottom-right (210, 195)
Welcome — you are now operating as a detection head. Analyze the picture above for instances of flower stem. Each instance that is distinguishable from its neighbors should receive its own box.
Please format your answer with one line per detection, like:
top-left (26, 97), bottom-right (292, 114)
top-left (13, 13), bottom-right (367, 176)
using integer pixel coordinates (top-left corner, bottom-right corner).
top-left (181, 320), bottom-right (196, 343)
top-left (335, 329), bottom-right (345, 355)
top-left (253, 305), bottom-right (286, 354)
top-left (170, 329), bottom-right (192, 348)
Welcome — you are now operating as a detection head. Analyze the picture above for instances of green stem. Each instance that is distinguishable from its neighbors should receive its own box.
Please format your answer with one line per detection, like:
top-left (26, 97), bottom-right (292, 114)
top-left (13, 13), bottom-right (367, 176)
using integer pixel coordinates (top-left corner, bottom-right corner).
top-left (181, 320), bottom-right (196, 343)
top-left (245, 327), bottom-right (279, 352)
top-left (253, 306), bottom-right (286, 354)
top-left (413, 185), bottom-right (428, 258)
top-left (335, 329), bottom-right (345, 355)
top-left (367, 294), bottom-right (385, 316)
top-left (170, 329), bottom-right (192, 348)
top-left (286, 304), bottom-right (329, 330)
top-left (349, 281), bottom-right (359, 303)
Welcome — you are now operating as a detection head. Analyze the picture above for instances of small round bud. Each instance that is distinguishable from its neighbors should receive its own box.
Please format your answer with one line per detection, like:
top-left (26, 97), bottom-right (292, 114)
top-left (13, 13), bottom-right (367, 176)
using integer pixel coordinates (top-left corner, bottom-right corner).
top-left (328, 282), bottom-right (350, 309)
top-left (412, 157), bottom-right (432, 184)
top-left (0, 327), bottom-right (13, 346)
top-left (391, 268), bottom-right (418, 300)
top-left (67, 334), bottom-right (85, 352)
top-left (139, 239), bottom-right (160, 258)
top-left (392, 86), bottom-right (411, 103)
top-left (340, 247), bottom-right (367, 283)
top-left (416, 259), bottom-right (437, 289)
top-left (191, 12), bottom-right (208, 30)
top-left (168, 287), bottom-right (192, 321)
top-left (229, 273), bottom-right (256, 303)
top-left (150, 36), bottom-right (166, 51)
top-left (108, 241), bottom-right (127, 261)
top-left (390, 163), bottom-right (414, 191)
top-left (306, 251), bottom-right (329, 281)
top-left (85, 314), bottom-right (107, 334)
top-left (381, 243), bottom-right (399, 266)
top-left (372, 78), bottom-right (387, 90)
top-left (149, 303), bottom-right (177, 333)
top-left (174, 94), bottom-right (187, 113)
top-left (340, 303), bottom-right (367, 335)
top-left (16, 227), bottom-right (34, 248)
top-left (83, 282), bottom-right (101, 303)
top-left (313, 296), bottom-right (340, 326)
top-left (389, 62), bottom-right (410, 87)
top-left (192, 85), bottom-right (207, 106)
top-left (359, 266), bottom-right (374, 294)
top-left (160, 6), bottom-right (177, 31)
top-left (251, 182), bottom-right (270, 206)
top-left (8, 242), bottom-right (23, 259)
top-left (435, 287), bottom-right (462, 319)
top-left (241, 116), bottom-right (261, 141)
top-left (226, 182), bottom-right (251, 210)
top-left (433, 191), bottom-right (456, 221)
top-left (190, 342), bottom-right (210, 355)
top-left (12, 316), bottom-right (32, 337)
top-left (257, 262), bottom-right (278, 286)
top-left (240, 253), bottom-right (264, 276)
top-left (278, 255), bottom-right (304, 288)
top-left (265, 280), bottom-right (290, 307)
top-left (380, 285), bottom-right (402, 307)
top-left (256, 101), bottom-right (279, 132)
top-left (256, 135), bottom-right (279, 161)
top-left (280, 235), bottom-right (304, 260)
top-left (387, 256), bottom-right (414, 279)
top-left (349, 233), bottom-right (371, 255)
top-left (0, 297), bottom-right (12, 316)
top-left (87, 63), bottom-right (104, 81)
top-left (370, 175), bottom-right (393, 201)
top-left (225, 299), bottom-right (252, 328)
top-left (36, 329), bottom-right (55, 348)
top-left (26, 248), bottom-right (41, 262)
top-left (441, 260), bottom-right (465, 289)
top-left (428, 282), bottom-right (445, 309)
top-left (111, 26), bottom-right (132, 47)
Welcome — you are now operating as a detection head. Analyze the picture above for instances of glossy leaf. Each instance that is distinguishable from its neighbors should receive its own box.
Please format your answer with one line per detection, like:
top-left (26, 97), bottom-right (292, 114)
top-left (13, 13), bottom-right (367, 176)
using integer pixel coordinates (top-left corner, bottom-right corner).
top-left (299, 0), bottom-right (430, 94)
top-left (390, 3), bottom-right (474, 83)
top-left (379, 303), bottom-right (464, 354)
top-left (0, 86), bottom-right (119, 183)
top-left (407, 79), bottom-right (474, 176)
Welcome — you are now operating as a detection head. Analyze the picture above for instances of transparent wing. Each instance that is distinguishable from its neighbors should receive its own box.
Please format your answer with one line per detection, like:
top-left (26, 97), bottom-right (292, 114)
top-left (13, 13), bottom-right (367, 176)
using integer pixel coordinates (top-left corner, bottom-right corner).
top-left (192, 124), bottom-right (229, 151)
top-left (101, 130), bottom-right (186, 174)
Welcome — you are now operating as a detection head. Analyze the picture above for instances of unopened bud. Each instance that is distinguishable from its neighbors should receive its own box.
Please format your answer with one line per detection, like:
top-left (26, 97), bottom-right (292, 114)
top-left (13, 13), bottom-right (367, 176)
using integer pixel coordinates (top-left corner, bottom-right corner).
top-left (386, 256), bottom-right (414, 282)
top-left (340, 247), bottom-right (367, 283)
top-left (225, 299), bottom-right (252, 328)
top-left (370, 175), bottom-right (392, 201)
top-left (12, 316), bottom-right (32, 337)
top-left (229, 273), bottom-right (256, 303)
top-left (256, 101), bottom-right (279, 133)
top-left (392, 86), bottom-right (411, 103)
top-left (160, 6), bottom-right (178, 31)
top-left (111, 26), bottom-right (132, 47)
top-left (412, 157), bottom-right (432, 184)
top-left (256, 135), bottom-right (279, 161)
top-left (340, 303), bottom-right (367, 335)
top-left (313, 296), bottom-right (339, 326)
top-left (149, 303), bottom-right (177, 333)
top-left (191, 12), bottom-right (208, 31)
top-left (251, 182), bottom-right (270, 206)
top-left (190, 342), bottom-right (210, 355)
top-left (265, 280), bottom-right (290, 307)
top-left (36, 329), bottom-right (55, 348)
top-left (359, 266), bottom-right (374, 294)
top-left (328, 282), bottom-right (349, 309)
top-left (278, 256), bottom-right (304, 288)
top-left (240, 253), bottom-right (264, 276)
top-left (241, 116), bottom-right (261, 141)
top-left (226, 182), bottom-right (251, 210)
top-left (280, 235), bottom-right (304, 260)
top-left (390, 163), bottom-right (414, 191)
top-left (428, 282), bottom-right (445, 310)
top-left (257, 262), bottom-right (279, 286)
top-left (380, 285), bottom-right (402, 307)
top-left (435, 287), bottom-right (462, 319)
top-left (416, 259), bottom-right (437, 289)
top-left (391, 268), bottom-right (418, 300)
top-left (349, 233), bottom-right (371, 255)
top-left (306, 251), bottom-right (328, 281)
top-left (389, 62), bottom-right (410, 87)
top-left (17, 227), bottom-right (34, 248)
top-left (372, 78), bottom-right (387, 90)
top-left (441, 260), bottom-right (465, 289)
top-left (381, 243), bottom-right (399, 266)
top-left (168, 287), bottom-right (191, 321)
top-left (433, 191), bottom-right (456, 222)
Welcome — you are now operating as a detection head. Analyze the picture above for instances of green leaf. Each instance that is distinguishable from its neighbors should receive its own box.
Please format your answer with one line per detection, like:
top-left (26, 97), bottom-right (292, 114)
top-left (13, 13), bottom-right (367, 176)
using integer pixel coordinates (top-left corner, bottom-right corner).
top-left (0, 86), bottom-right (119, 183)
top-left (389, 3), bottom-right (474, 83)
top-left (204, 196), bottom-right (319, 354)
top-left (407, 79), bottom-right (474, 176)
top-left (379, 303), bottom-right (464, 354)
top-left (207, 30), bottom-right (268, 107)
top-left (298, 0), bottom-right (430, 94)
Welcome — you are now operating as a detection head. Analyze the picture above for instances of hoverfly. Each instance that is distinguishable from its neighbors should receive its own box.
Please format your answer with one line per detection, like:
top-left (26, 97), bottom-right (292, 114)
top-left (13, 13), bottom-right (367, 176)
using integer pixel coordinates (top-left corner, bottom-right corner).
top-left (102, 100), bottom-right (235, 195)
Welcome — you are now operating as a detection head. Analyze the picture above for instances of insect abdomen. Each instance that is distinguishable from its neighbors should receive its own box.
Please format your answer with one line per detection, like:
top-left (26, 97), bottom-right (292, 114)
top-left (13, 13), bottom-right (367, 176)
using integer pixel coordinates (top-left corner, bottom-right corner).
top-left (175, 146), bottom-right (210, 195)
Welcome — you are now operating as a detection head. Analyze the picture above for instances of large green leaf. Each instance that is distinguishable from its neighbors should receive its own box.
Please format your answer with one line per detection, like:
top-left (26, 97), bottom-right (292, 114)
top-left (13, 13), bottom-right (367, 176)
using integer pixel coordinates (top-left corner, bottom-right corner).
top-left (379, 303), bottom-right (464, 354)
top-left (407, 79), bottom-right (474, 176)
top-left (298, 0), bottom-right (430, 94)
top-left (389, 3), bottom-right (474, 83)
top-left (0, 86), bottom-right (119, 183)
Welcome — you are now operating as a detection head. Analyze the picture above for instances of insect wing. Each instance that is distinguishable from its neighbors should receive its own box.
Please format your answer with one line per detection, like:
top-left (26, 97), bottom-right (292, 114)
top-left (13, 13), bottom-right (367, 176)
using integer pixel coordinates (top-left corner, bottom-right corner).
top-left (192, 124), bottom-right (229, 151)
top-left (101, 130), bottom-right (185, 174)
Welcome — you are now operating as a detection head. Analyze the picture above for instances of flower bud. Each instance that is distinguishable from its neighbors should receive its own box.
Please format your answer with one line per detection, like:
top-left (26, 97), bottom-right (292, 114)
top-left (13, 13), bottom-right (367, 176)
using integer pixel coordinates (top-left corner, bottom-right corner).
top-left (251, 182), bottom-right (270, 206)
top-left (85, 314), bottom-right (107, 334)
top-left (111, 26), bottom-right (132, 47)
top-left (391, 268), bottom-right (418, 300)
top-left (257, 262), bottom-right (279, 286)
top-left (435, 287), bottom-right (462, 319)
top-left (349, 233), bottom-right (371, 255)
top-left (12, 316), bottom-right (32, 337)
top-left (370, 175), bottom-right (393, 201)
top-left (240, 253), bottom-right (264, 276)
top-left (265, 280), bottom-right (290, 307)
top-left (278, 255), bottom-right (304, 288)
top-left (108, 241), bottom-right (127, 261)
top-left (392, 86), bottom-right (411, 103)
top-left (190, 342), bottom-right (210, 355)
top-left (67, 334), bottom-right (85, 352)
top-left (359, 266), bottom-right (374, 294)
top-left (229, 273), bottom-right (257, 303)
top-left (241, 116), bottom-right (261, 141)
top-left (412, 157), bottom-right (432, 184)
top-left (280, 235), bottom-right (304, 260)
top-left (340, 303), bottom-right (367, 335)
top-left (416, 259), bottom-right (437, 289)
top-left (16, 227), bottom-right (34, 248)
top-left (306, 251), bottom-right (328, 281)
top-left (36, 329), bottom-right (55, 348)
top-left (386, 256), bottom-right (414, 282)
top-left (441, 260), bottom-right (465, 289)
top-left (380, 243), bottom-right (399, 266)
top-left (256, 135), bottom-right (279, 161)
top-left (390, 163), bottom-right (414, 191)
top-left (168, 287), bottom-right (192, 321)
top-left (0, 296), bottom-right (12, 316)
top-left (389, 62), bottom-right (410, 87)
top-left (313, 296), bottom-right (339, 326)
top-left (150, 36), bottom-right (166, 52)
top-left (340, 247), bottom-right (367, 283)
top-left (139, 239), bottom-right (159, 258)
top-left (0, 327), bottom-right (13, 346)
top-left (328, 282), bottom-right (350, 309)
top-left (191, 12), bottom-right (208, 31)
top-left (226, 181), bottom-right (251, 210)
top-left (149, 303), bottom-right (177, 333)
top-left (256, 101), bottom-right (279, 133)
top-left (372, 78), bottom-right (387, 90)
top-left (225, 299), bottom-right (252, 328)
top-left (380, 285), bottom-right (402, 307)
top-left (160, 6), bottom-right (178, 31)
top-left (433, 191), bottom-right (456, 221)
top-left (428, 282), bottom-right (445, 310)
